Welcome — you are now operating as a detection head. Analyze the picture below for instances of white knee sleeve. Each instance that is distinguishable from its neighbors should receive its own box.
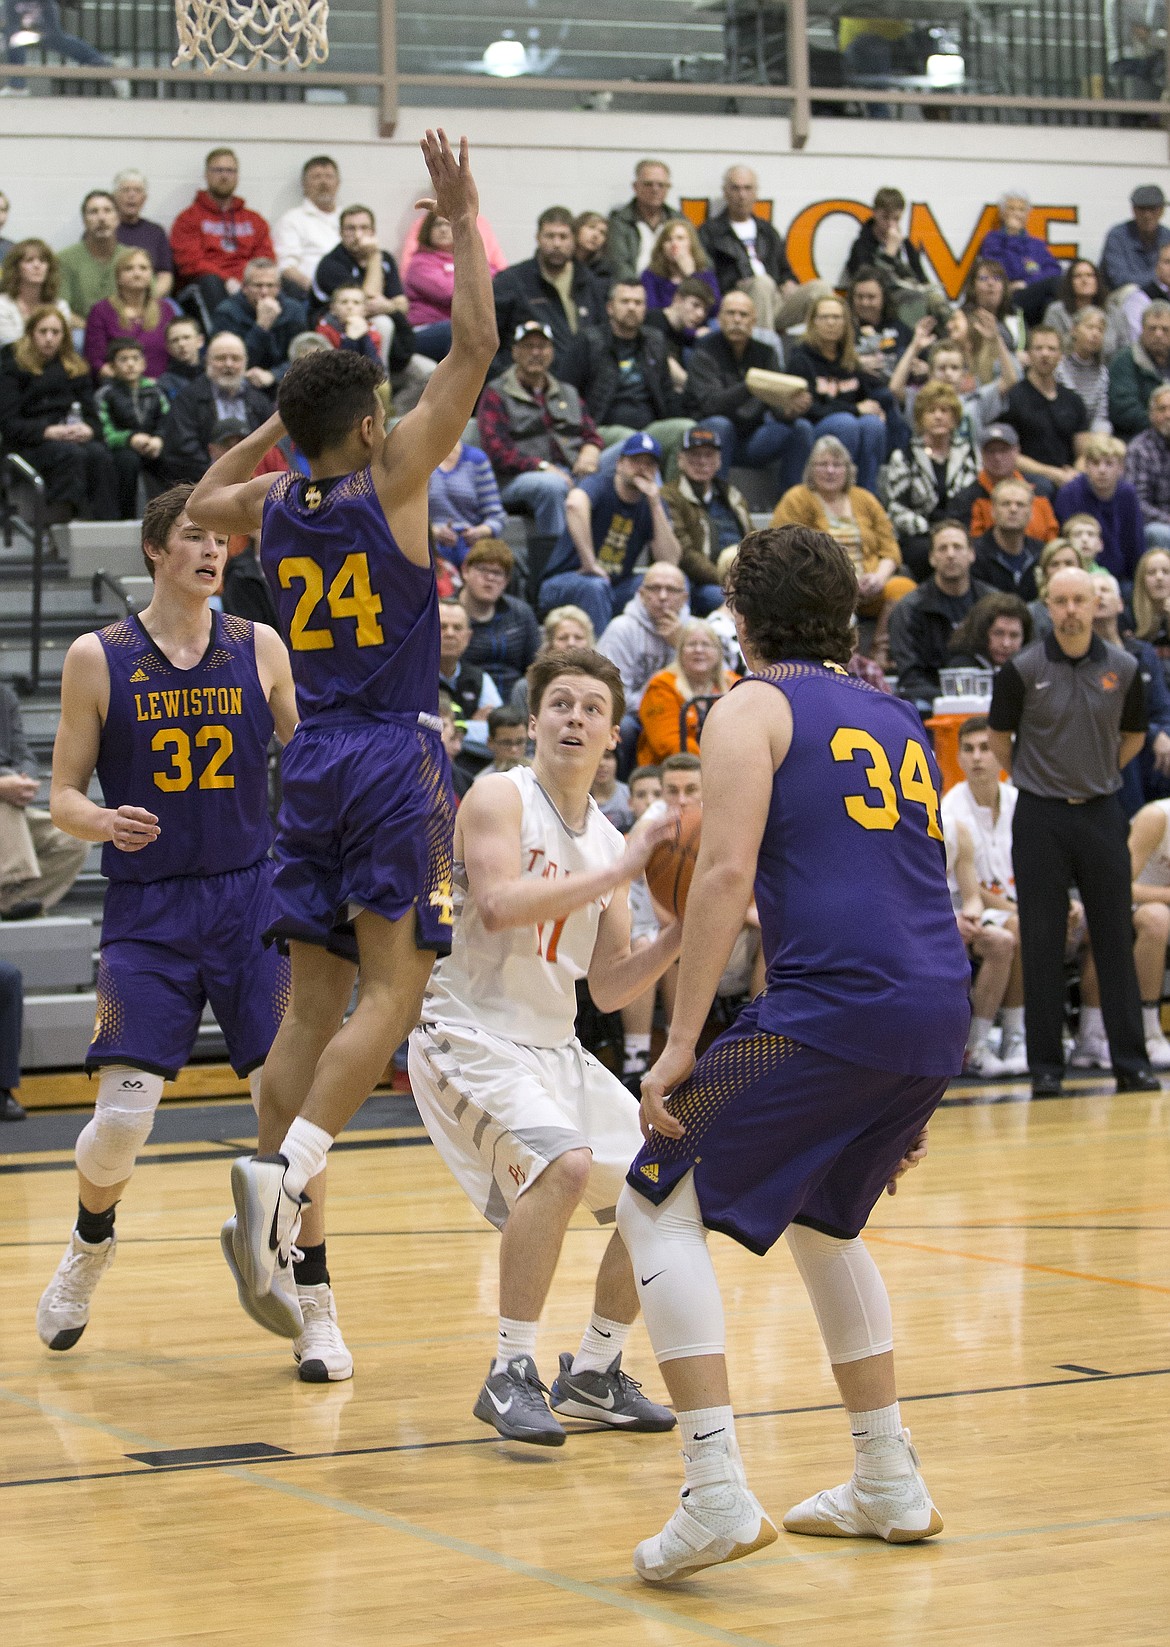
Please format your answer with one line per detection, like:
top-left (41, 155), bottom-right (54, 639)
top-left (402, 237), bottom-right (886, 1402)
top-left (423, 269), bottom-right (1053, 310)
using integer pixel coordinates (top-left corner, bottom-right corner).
top-left (784, 1222), bottom-right (893, 1365)
top-left (248, 1068), bottom-right (263, 1115)
top-left (615, 1174), bottom-right (725, 1363)
top-left (75, 1066), bottom-right (165, 1187)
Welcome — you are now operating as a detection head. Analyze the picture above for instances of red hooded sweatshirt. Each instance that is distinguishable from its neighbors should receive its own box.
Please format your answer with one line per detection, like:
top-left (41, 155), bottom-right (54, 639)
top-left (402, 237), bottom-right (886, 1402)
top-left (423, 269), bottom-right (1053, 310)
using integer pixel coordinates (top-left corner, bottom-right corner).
top-left (170, 190), bottom-right (275, 284)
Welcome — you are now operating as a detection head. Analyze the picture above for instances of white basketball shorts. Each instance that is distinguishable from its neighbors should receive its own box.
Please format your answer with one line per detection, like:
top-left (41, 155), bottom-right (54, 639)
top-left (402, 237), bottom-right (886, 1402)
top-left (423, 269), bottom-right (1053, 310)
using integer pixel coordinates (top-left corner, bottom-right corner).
top-left (407, 1019), bottom-right (644, 1231)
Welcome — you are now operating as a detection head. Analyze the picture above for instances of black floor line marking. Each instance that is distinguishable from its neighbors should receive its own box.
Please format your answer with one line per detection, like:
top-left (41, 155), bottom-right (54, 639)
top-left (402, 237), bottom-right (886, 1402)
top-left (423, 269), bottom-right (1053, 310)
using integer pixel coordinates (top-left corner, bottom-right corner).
top-left (0, 1131), bottom-right (430, 1176)
top-left (1055, 1363), bottom-right (1111, 1377)
top-left (3, 1365), bottom-right (1166, 1495)
top-left (128, 1441), bottom-right (293, 1467)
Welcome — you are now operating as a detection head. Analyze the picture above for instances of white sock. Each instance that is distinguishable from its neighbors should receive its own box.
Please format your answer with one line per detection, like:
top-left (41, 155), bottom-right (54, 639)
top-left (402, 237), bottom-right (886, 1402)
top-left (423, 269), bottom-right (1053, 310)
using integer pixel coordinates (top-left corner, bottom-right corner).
top-left (677, 1406), bottom-right (747, 1515)
top-left (572, 1313), bottom-right (630, 1374)
top-left (849, 1403), bottom-right (907, 1479)
top-left (680, 1405), bottom-right (737, 1467)
top-left (1143, 1004), bottom-right (1163, 1038)
top-left (1002, 1006), bottom-right (1025, 1041)
top-left (966, 1015), bottom-right (993, 1051)
top-left (623, 1033), bottom-right (651, 1073)
top-left (1079, 1006), bottom-right (1105, 1040)
top-left (279, 1117), bottom-right (333, 1199)
top-left (494, 1317), bottom-right (538, 1375)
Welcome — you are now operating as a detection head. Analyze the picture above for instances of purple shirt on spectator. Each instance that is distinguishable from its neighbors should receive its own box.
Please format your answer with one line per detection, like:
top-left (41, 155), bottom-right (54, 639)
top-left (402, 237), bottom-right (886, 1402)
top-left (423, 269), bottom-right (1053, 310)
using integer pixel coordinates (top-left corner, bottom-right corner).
top-left (1055, 470), bottom-right (1146, 581)
top-left (640, 267), bottom-right (720, 312)
top-left (428, 442), bottom-right (506, 564)
top-left (978, 228), bottom-right (1061, 287)
top-left (84, 296), bottom-right (181, 380)
top-left (116, 219), bottom-right (174, 277)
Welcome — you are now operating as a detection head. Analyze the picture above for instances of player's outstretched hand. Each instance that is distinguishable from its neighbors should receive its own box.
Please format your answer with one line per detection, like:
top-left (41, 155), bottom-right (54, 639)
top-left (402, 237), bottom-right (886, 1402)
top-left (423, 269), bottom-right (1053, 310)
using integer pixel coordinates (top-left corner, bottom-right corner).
top-left (108, 804), bottom-right (160, 853)
top-left (640, 1041), bottom-right (692, 1142)
top-left (620, 801), bottom-right (678, 880)
top-left (886, 1125), bottom-right (929, 1195)
top-left (416, 129), bottom-right (479, 224)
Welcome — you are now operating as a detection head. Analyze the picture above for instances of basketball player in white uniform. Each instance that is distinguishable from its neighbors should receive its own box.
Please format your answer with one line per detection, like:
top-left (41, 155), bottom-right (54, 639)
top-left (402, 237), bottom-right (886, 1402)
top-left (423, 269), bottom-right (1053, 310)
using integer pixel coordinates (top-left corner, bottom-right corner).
top-left (408, 647), bottom-right (685, 1445)
top-left (1122, 798), bottom-right (1170, 1067)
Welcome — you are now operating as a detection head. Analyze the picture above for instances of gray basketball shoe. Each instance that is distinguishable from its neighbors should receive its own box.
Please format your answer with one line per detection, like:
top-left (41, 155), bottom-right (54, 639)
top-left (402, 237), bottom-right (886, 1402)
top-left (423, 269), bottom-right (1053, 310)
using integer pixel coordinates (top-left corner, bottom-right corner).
top-left (473, 1356), bottom-right (566, 1446)
top-left (549, 1351), bottom-right (677, 1430)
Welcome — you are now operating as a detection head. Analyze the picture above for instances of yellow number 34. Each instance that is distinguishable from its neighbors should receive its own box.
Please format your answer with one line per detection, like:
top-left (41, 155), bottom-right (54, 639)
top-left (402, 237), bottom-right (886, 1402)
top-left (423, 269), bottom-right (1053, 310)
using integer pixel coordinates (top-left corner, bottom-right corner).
top-left (830, 727), bottom-right (943, 840)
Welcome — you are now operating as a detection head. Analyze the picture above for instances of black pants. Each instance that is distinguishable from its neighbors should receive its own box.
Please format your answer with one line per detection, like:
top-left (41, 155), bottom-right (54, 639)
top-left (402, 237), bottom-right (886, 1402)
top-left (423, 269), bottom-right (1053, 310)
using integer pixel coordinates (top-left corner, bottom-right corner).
top-left (13, 439), bottom-right (132, 520)
top-left (0, 958), bottom-right (21, 1092)
top-left (1012, 789), bottom-right (1147, 1078)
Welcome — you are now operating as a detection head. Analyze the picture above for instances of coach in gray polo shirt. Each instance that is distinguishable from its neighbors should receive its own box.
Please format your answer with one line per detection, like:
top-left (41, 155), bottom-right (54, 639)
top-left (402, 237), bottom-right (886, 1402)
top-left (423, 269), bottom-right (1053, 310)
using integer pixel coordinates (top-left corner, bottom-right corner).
top-left (988, 566), bottom-right (1159, 1096)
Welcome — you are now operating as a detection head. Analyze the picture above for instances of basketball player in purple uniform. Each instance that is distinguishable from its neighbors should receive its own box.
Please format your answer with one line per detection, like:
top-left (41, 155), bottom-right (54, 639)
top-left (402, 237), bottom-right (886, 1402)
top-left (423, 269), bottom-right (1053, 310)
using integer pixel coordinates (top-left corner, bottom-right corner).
top-left (186, 130), bottom-right (497, 1338)
top-left (614, 524), bottom-right (971, 1583)
top-left (37, 485), bottom-right (300, 1359)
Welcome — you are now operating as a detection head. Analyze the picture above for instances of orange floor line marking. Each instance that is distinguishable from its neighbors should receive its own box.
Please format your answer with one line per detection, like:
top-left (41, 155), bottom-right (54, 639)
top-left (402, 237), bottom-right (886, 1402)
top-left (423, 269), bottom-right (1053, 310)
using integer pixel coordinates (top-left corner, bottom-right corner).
top-left (866, 1232), bottom-right (1170, 1295)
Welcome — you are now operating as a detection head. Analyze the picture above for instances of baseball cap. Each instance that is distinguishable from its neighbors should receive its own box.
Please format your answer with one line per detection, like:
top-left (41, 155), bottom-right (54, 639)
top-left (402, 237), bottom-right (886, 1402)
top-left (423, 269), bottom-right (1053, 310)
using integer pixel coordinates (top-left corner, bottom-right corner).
top-left (619, 431), bottom-right (662, 460)
top-left (682, 426), bottom-right (722, 451)
top-left (513, 319), bottom-right (554, 343)
top-left (209, 418), bottom-right (249, 444)
top-left (1132, 184), bottom-right (1166, 209)
top-left (981, 422), bottom-right (1019, 448)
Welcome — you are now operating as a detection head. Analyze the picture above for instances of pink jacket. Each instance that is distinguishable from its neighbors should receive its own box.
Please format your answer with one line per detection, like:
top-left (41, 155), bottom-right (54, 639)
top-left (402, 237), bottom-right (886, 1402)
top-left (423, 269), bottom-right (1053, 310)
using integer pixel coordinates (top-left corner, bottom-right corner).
top-left (404, 247), bottom-right (456, 326)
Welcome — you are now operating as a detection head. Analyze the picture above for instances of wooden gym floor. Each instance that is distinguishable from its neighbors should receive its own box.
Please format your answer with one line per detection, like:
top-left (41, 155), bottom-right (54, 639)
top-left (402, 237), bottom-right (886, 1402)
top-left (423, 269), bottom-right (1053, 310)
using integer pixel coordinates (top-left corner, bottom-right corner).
top-left (2, 1074), bottom-right (1168, 1647)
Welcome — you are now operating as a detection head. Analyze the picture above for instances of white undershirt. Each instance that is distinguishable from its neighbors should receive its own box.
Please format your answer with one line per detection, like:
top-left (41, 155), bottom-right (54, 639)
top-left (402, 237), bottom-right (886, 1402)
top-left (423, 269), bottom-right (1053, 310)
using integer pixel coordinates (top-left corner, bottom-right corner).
top-left (731, 216), bottom-right (767, 278)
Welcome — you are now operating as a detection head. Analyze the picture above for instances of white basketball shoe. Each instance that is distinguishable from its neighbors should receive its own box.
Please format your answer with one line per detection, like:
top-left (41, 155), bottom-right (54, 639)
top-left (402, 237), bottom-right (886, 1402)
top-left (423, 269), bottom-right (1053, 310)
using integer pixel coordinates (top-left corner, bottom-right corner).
top-left (634, 1443), bottom-right (776, 1583)
top-left (783, 1428), bottom-right (943, 1543)
top-left (37, 1231), bottom-right (117, 1351)
top-left (293, 1283), bottom-right (353, 1382)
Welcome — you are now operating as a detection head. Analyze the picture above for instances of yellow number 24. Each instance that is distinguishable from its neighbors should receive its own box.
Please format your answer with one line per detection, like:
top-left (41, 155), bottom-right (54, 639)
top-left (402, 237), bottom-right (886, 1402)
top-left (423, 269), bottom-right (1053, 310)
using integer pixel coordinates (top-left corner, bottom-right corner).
top-left (278, 553), bottom-right (385, 652)
top-left (829, 726), bottom-right (943, 840)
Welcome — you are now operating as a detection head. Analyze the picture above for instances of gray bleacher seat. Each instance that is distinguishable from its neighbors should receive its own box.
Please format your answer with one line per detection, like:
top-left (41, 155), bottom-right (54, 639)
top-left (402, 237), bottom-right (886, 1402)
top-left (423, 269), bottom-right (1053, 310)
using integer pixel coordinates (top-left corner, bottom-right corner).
top-left (57, 520), bottom-right (145, 583)
top-left (0, 916), bottom-right (93, 991)
top-left (729, 468), bottom-right (779, 513)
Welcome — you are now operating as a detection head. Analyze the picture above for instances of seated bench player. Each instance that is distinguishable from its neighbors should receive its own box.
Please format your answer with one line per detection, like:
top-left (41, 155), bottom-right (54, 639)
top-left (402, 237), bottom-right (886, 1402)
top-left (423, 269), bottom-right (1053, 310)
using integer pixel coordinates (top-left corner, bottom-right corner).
top-left (34, 486), bottom-right (316, 1366)
top-left (408, 647), bottom-right (684, 1444)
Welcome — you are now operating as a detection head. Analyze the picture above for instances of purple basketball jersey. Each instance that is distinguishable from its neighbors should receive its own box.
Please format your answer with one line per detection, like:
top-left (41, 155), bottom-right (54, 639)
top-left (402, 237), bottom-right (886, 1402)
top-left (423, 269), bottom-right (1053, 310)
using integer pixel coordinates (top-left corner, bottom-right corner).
top-left (746, 663), bottom-right (970, 1077)
top-left (259, 468), bottom-right (440, 720)
top-left (96, 612), bottom-right (275, 882)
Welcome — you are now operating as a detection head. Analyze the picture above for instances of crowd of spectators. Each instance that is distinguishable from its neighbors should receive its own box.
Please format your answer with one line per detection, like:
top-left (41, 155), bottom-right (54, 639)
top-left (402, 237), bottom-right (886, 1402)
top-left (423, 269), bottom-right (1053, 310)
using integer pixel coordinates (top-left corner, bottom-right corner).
top-left (4, 151), bottom-right (1170, 1088)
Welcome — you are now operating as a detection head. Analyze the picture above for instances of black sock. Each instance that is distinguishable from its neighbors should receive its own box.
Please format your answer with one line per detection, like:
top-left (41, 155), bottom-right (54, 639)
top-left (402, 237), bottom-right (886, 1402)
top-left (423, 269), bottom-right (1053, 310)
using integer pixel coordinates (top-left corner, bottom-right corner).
top-left (76, 1201), bottom-right (116, 1244)
top-left (293, 1240), bottom-right (329, 1287)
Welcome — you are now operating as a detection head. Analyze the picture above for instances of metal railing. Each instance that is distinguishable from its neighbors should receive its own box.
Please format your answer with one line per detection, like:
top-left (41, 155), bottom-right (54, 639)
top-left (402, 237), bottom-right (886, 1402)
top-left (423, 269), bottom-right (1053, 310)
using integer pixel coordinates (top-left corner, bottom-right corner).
top-left (1, 455), bottom-right (50, 694)
top-left (0, 2), bottom-right (1167, 153)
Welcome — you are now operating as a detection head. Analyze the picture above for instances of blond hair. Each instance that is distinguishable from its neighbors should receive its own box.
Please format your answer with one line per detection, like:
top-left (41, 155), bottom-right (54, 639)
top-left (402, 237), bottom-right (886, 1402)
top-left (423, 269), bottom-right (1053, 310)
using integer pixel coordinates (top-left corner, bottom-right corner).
top-left (668, 619), bottom-right (731, 700)
top-left (1080, 432), bottom-right (1126, 463)
top-left (1133, 545), bottom-right (1170, 640)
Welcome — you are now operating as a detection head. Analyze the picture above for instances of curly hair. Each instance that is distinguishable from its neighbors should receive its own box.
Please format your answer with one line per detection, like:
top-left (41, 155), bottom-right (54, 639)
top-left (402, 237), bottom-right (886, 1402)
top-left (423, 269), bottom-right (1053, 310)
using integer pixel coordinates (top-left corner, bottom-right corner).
top-left (276, 348), bottom-right (385, 458)
top-left (0, 238), bottom-right (60, 303)
top-left (948, 591), bottom-right (1032, 659)
top-left (527, 646), bottom-right (626, 726)
top-left (727, 526), bottom-right (857, 668)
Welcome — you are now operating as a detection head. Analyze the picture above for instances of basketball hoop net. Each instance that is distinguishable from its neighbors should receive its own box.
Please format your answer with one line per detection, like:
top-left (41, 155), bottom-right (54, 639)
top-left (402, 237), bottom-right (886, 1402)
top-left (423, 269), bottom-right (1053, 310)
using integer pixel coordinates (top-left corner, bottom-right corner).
top-left (173, 0), bottom-right (330, 71)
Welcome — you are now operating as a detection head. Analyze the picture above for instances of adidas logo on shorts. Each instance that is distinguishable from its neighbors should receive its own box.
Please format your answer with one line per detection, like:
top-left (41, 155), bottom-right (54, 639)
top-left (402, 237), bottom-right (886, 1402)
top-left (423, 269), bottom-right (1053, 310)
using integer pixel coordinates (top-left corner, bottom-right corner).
top-left (641, 1162), bottom-right (659, 1183)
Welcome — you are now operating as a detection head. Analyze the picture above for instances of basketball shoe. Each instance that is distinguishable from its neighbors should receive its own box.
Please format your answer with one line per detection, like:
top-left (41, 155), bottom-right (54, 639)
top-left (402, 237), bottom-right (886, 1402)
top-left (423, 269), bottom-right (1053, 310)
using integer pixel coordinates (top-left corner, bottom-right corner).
top-left (963, 1040), bottom-right (1007, 1078)
top-left (37, 1230), bottom-right (117, 1350)
top-left (783, 1428), bottom-right (943, 1542)
top-left (549, 1352), bottom-right (676, 1430)
top-left (230, 1153), bottom-right (308, 1299)
top-left (294, 1283), bottom-right (353, 1382)
top-left (220, 1216), bottom-right (303, 1339)
top-left (1069, 1030), bottom-right (1111, 1069)
top-left (998, 1030), bottom-right (1029, 1076)
top-left (473, 1355), bottom-right (566, 1445)
top-left (634, 1443), bottom-right (776, 1583)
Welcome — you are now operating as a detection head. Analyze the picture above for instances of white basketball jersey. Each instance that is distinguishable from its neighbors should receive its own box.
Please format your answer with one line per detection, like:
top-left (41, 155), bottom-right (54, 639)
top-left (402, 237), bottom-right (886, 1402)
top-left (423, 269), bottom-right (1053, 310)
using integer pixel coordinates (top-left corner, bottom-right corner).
top-left (422, 764), bottom-right (626, 1048)
top-left (941, 780), bottom-right (1017, 903)
top-left (1136, 798), bottom-right (1170, 888)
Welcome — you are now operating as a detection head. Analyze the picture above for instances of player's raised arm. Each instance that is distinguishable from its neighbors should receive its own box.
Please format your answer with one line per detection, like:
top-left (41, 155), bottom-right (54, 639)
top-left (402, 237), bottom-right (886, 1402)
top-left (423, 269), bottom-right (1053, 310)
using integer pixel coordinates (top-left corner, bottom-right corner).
top-left (463, 774), bottom-right (673, 932)
top-left (588, 876), bottom-right (681, 1014)
top-left (50, 634), bottom-right (160, 851)
top-left (374, 131), bottom-right (498, 504)
top-left (187, 409), bottom-right (287, 537)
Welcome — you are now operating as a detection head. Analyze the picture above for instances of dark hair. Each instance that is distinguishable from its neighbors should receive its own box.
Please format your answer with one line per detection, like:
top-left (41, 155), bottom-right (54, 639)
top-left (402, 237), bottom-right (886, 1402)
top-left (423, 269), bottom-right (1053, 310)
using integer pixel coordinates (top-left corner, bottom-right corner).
top-left (166, 314), bottom-right (202, 336)
top-left (0, 238), bottom-right (60, 302)
top-left (948, 592), bottom-right (1032, 659)
top-left (629, 763), bottom-right (661, 788)
top-left (142, 483), bottom-right (197, 577)
top-left (81, 189), bottom-right (116, 215)
top-left (537, 206), bottom-right (574, 232)
top-left (726, 527), bottom-right (856, 668)
top-left (277, 349), bottom-right (385, 458)
top-left (1056, 257), bottom-right (1103, 313)
top-left (526, 646), bottom-right (627, 725)
top-left (930, 517), bottom-right (969, 547)
top-left (417, 210), bottom-right (447, 249)
top-left (873, 187), bottom-right (906, 213)
top-left (957, 714), bottom-right (991, 745)
top-left (205, 146), bottom-right (238, 167)
top-left (106, 335), bottom-right (144, 365)
top-left (487, 706), bottom-right (528, 737)
top-left (961, 257), bottom-right (1012, 321)
top-left (339, 203), bottom-right (376, 230)
top-left (608, 278), bottom-right (645, 301)
top-left (674, 275), bottom-right (716, 312)
top-left (848, 264), bottom-right (893, 325)
top-left (1026, 323), bottom-right (1063, 348)
top-left (302, 154), bottom-right (338, 178)
top-left (661, 752), bottom-right (702, 775)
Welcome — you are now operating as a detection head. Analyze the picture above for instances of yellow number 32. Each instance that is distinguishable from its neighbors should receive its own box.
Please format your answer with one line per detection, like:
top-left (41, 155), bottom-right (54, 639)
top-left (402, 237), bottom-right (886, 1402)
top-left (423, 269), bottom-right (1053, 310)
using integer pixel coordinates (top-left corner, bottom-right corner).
top-left (829, 727), bottom-right (943, 840)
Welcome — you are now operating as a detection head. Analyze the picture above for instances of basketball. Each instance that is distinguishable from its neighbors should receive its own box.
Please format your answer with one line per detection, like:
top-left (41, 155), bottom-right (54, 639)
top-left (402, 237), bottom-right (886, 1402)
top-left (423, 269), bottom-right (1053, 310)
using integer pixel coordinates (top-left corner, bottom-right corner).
top-left (645, 806), bottom-right (702, 919)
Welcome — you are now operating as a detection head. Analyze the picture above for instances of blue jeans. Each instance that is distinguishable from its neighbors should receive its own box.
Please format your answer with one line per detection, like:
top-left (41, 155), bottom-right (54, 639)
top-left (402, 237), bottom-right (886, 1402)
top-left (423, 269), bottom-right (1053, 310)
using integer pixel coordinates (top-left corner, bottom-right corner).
top-left (411, 321), bottom-right (452, 362)
top-left (500, 469), bottom-right (572, 538)
top-left (538, 570), bottom-right (642, 631)
top-left (698, 415), bottom-right (815, 495)
top-left (1146, 522), bottom-right (1170, 551)
top-left (689, 582), bottom-right (724, 616)
top-left (811, 412), bottom-right (887, 493)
